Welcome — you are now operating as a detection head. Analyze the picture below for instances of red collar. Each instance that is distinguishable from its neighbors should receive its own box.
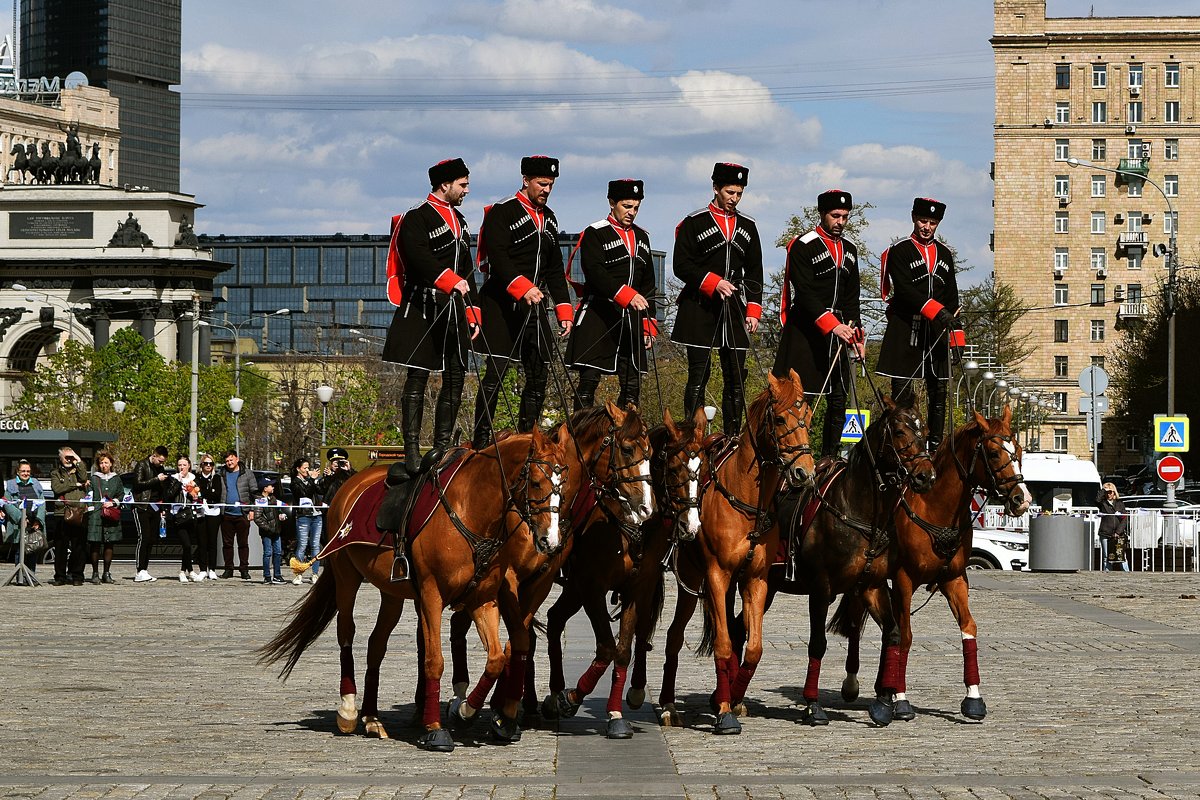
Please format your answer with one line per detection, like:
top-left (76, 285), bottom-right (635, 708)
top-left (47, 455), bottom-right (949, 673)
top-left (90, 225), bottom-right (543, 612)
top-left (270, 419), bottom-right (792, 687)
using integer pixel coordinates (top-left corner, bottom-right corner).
top-left (708, 202), bottom-right (736, 240)
top-left (910, 235), bottom-right (937, 272)
top-left (816, 226), bottom-right (844, 267)
top-left (608, 215), bottom-right (636, 253)
top-left (516, 191), bottom-right (545, 229)
top-left (427, 194), bottom-right (461, 237)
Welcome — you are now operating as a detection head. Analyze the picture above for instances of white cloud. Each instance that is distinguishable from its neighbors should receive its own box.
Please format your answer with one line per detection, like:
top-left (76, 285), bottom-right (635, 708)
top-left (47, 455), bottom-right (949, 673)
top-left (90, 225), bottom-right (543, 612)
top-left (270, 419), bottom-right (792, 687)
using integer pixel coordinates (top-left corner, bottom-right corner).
top-left (452, 0), bottom-right (665, 43)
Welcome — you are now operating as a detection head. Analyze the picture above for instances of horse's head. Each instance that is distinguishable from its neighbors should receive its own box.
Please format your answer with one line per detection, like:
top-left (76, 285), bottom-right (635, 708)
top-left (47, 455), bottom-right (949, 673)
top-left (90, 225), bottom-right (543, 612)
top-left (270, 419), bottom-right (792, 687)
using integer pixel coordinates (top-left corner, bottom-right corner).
top-left (516, 426), bottom-right (571, 556)
top-left (756, 370), bottom-right (815, 489)
top-left (596, 401), bottom-right (654, 525)
top-left (966, 405), bottom-right (1031, 517)
top-left (656, 406), bottom-right (708, 541)
top-left (873, 396), bottom-right (936, 493)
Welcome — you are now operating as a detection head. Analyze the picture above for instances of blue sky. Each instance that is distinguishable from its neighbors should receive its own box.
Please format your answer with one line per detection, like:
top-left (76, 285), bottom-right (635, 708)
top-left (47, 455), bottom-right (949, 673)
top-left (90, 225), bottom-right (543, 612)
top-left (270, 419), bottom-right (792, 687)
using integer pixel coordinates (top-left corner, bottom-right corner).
top-left (6, 1), bottom-right (1192, 283)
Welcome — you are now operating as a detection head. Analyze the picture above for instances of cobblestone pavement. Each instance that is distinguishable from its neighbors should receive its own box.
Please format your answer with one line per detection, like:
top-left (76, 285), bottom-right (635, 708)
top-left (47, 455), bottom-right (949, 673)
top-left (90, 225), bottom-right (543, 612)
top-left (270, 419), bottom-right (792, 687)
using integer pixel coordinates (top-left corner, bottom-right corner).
top-left (0, 562), bottom-right (1197, 799)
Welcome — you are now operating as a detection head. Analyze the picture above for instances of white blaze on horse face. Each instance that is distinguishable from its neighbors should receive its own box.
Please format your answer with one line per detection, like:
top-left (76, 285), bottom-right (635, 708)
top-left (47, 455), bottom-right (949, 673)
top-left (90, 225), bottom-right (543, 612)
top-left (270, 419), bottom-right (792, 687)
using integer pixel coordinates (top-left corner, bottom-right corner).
top-left (684, 455), bottom-right (702, 537)
top-left (544, 470), bottom-right (562, 552)
top-left (638, 457), bottom-right (653, 522)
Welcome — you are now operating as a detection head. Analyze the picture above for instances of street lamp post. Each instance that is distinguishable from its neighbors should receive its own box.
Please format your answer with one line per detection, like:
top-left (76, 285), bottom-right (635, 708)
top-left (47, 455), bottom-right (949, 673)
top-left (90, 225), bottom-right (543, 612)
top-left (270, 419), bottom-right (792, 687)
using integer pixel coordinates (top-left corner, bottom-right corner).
top-left (203, 309), bottom-right (290, 456)
top-left (954, 359), bottom-right (981, 411)
top-left (228, 396), bottom-right (244, 453)
top-left (316, 385), bottom-right (334, 447)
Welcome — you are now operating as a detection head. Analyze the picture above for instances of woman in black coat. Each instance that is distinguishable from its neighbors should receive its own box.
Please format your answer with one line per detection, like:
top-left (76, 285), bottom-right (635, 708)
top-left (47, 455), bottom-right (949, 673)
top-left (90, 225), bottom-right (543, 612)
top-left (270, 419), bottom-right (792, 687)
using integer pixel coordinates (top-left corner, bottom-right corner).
top-left (1096, 482), bottom-right (1130, 571)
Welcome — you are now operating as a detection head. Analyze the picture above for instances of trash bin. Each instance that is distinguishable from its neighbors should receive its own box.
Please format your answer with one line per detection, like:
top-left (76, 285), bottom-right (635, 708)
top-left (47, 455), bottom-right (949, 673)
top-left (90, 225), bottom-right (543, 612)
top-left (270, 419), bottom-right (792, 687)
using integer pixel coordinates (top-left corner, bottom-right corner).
top-left (1028, 514), bottom-right (1092, 572)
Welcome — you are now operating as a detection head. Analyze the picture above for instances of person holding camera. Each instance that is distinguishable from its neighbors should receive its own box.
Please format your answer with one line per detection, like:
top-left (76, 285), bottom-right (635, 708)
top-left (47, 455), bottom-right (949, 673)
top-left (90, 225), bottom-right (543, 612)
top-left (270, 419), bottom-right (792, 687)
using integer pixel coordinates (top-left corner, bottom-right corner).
top-left (50, 446), bottom-right (90, 586)
top-left (320, 447), bottom-right (356, 506)
top-left (289, 457), bottom-right (324, 584)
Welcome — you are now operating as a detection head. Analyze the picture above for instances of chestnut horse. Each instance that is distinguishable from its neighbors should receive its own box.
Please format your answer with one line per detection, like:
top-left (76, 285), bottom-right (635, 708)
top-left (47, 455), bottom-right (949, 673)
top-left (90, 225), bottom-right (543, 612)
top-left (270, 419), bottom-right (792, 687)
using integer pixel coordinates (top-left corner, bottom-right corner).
top-left (258, 428), bottom-right (570, 749)
top-left (831, 406), bottom-right (1031, 723)
top-left (445, 401), bottom-right (655, 734)
top-left (538, 406), bottom-right (704, 738)
top-left (656, 370), bottom-right (815, 735)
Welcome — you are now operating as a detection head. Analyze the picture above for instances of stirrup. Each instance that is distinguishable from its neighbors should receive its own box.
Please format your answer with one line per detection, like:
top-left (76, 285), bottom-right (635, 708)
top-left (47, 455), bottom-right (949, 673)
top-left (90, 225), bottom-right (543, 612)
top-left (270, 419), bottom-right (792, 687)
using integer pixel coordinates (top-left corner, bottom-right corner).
top-left (390, 553), bottom-right (411, 582)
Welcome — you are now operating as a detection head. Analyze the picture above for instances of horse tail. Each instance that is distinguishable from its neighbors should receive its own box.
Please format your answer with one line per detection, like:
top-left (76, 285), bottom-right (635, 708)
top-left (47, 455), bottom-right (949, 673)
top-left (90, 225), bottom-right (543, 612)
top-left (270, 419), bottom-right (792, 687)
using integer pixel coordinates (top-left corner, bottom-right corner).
top-left (827, 591), bottom-right (868, 639)
top-left (641, 569), bottom-right (667, 644)
top-left (697, 597), bottom-right (716, 657)
top-left (256, 558), bottom-right (339, 680)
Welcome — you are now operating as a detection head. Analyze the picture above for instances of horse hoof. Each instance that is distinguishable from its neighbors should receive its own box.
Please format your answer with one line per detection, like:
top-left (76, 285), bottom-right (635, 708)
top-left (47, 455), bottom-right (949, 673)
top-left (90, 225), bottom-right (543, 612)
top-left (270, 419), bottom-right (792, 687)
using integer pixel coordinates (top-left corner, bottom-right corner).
top-left (868, 697), bottom-right (893, 727)
top-left (336, 709), bottom-right (359, 734)
top-left (362, 716), bottom-right (389, 739)
top-left (417, 728), bottom-right (455, 753)
top-left (893, 699), bottom-right (916, 721)
top-left (607, 717), bottom-right (634, 739)
top-left (446, 697), bottom-right (474, 732)
top-left (802, 702), bottom-right (829, 726)
top-left (626, 687), bottom-right (646, 709)
top-left (841, 675), bottom-right (860, 703)
top-left (731, 701), bottom-right (747, 717)
top-left (539, 694), bottom-right (560, 721)
top-left (961, 696), bottom-right (987, 721)
top-left (489, 712), bottom-right (521, 743)
top-left (713, 710), bottom-right (741, 735)
top-left (555, 689), bottom-right (580, 719)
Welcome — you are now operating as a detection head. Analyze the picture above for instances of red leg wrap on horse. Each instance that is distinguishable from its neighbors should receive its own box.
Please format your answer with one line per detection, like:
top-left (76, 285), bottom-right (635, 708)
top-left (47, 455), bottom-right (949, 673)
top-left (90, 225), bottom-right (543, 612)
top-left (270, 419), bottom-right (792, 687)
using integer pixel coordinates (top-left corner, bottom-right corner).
top-left (897, 648), bottom-right (910, 693)
top-left (631, 639), bottom-right (648, 690)
top-left (362, 669), bottom-right (379, 717)
top-left (730, 661), bottom-right (758, 704)
top-left (422, 678), bottom-right (442, 727)
top-left (962, 638), bottom-right (980, 687)
top-left (607, 664), bottom-right (629, 714)
top-left (576, 659), bottom-right (609, 698)
top-left (713, 655), bottom-right (736, 706)
top-left (659, 654), bottom-right (678, 707)
top-left (880, 644), bottom-right (902, 694)
top-left (500, 650), bottom-right (529, 704)
top-left (467, 672), bottom-right (498, 711)
top-left (802, 656), bottom-right (822, 702)
top-left (339, 646), bottom-right (355, 697)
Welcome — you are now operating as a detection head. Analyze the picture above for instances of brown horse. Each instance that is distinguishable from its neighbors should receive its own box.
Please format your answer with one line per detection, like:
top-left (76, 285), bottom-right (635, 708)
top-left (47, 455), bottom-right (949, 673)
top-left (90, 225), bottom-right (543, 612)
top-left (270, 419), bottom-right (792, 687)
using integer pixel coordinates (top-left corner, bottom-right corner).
top-left (537, 406), bottom-right (703, 738)
top-left (258, 428), bottom-right (570, 749)
top-left (445, 401), bottom-right (655, 734)
top-left (656, 370), bottom-right (815, 735)
top-left (831, 406), bottom-right (1031, 723)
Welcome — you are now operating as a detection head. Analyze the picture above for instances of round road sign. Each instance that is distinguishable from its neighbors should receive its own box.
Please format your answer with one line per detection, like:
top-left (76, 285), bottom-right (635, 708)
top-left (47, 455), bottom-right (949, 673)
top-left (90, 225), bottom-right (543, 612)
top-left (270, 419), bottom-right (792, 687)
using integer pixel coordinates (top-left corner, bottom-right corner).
top-left (1157, 455), bottom-right (1185, 484)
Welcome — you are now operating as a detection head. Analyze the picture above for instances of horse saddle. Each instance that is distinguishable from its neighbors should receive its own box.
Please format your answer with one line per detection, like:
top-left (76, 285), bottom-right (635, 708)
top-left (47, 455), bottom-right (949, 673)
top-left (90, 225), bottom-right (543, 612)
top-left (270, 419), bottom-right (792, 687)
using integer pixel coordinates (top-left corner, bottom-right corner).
top-left (375, 447), bottom-right (454, 534)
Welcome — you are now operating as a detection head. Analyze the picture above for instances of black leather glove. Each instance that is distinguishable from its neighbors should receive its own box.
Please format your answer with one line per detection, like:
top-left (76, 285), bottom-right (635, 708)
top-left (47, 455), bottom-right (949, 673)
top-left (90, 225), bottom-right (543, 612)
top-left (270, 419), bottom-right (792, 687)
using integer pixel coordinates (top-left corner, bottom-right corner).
top-left (934, 308), bottom-right (953, 330)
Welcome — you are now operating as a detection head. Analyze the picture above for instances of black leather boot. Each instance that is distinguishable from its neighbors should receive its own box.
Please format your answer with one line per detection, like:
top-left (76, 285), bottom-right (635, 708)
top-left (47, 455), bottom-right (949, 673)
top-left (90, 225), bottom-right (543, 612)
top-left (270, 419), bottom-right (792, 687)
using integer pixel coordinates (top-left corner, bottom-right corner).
top-left (401, 386), bottom-right (425, 473)
top-left (722, 394), bottom-right (745, 435)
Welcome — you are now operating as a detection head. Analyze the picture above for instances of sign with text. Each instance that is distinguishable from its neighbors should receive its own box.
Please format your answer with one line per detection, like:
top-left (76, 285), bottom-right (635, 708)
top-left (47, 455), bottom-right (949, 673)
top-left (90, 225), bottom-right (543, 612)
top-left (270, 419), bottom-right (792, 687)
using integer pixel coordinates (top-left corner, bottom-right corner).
top-left (9, 212), bottom-right (93, 240)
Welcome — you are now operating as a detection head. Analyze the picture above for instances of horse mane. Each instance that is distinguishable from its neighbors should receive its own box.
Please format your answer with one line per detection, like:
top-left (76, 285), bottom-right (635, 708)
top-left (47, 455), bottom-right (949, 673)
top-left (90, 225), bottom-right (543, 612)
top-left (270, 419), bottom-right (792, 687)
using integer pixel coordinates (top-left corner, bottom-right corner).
top-left (567, 404), bottom-right (645, 446)
top-left (746, 375), bottom-right (802, 436)
top-left (933, 415), bottom-right (988, 474)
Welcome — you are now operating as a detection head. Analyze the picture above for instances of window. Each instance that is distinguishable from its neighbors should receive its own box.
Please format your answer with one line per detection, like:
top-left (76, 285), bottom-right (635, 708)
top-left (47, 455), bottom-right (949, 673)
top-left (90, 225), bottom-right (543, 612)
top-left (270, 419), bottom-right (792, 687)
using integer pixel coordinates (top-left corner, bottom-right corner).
top-left (1165, 100), bottom-right (1180, 123)
top-left (1127, 101), bottom-right (1143, 123)
top-left (322, 247), bottom-right (348, 283)
top-left (1091, 175), bottom-right (1106, 197)
top-left (1055, 139), bottom-right (1069, 160)
top-left (1092, 355), bottom-right (1105, 369)
top-left (1091, 212), bottom-right (1105, 234)
top-left (1126, 432), bottom-right (1142, 453)
top-left (1055, 211), bottom-right (1070, 234)
top-left (239, 248), bottom-right (265, 284)
top-left (1093, 64), bottom-right (1107, 88)
top-left (1092, 101), bottom-right (1107, 123)
top-left (1091, 320), bottom-right (1105, 342)
top-left (1127, 139), bottom-right (1145, 159)
top-left (1128, 64), bottom-right (1143, 89)
top-left (1127, 181), bottom-right (1142, 198)
top-left (1165, 211), bottom-right (1178, 235)
top-left (1165, 139), bottom-right (1179, 160)
top-left (1054, 319), bottom-right (1069, 342)
top-left (1127, 211), bottom-right (1142, 232)
top-left (295, 248), bottom-right (319, 283)
top-left (266, 248), bottom-right (292, 284)
top-left (1054, 175), bottom-right (1070, 197)
top-left (349, 248), bottom-right (374, 283)
top-left (1092, 139), bottom-right (1107, 161)
top-left (1128, 252), bottom-right (1143, 270)
top-left (1055, 248), bottom-right (1070, 272)
top-left (1166, 62), bottom-right (1180, 88)
top-left (1054, 356), bottom-right (1069, 378)
top-left (1091, 249), bottom-right (1107, 271)
top-left (1091, 283), bottom-right (1105, 305)
top-left (1165, 174), bottom-right (1179, 197)
top-left (1054, 283), bottom-right (1069, 305)
top-left (1127, 283), bottom-right (1143, 302)
top-left (1053, 428), bottom-right (1069, 451)
top-left (1056, 63), bottom-right (1071, 89)
top-left (1056, 101), bottom-right (1071, 124)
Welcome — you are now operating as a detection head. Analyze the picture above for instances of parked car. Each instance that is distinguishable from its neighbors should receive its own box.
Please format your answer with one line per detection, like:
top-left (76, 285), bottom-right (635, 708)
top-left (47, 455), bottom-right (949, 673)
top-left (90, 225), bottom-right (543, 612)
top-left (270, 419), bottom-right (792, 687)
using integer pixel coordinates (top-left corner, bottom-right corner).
top-left (969, 527), bottom-right (1029, 570)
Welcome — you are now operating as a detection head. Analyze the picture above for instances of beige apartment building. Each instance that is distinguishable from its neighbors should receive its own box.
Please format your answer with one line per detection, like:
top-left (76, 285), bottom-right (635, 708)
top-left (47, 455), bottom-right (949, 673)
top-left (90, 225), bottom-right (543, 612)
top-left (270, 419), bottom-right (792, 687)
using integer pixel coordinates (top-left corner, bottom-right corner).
top-left (992, 0), bottom-right (1200, 470)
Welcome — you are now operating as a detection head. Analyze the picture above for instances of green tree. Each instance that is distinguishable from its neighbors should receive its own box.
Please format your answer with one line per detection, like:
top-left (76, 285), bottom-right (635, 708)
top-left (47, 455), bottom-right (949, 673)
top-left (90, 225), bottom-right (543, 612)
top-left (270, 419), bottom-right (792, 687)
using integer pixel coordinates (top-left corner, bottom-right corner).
top-left (958, 275), bottom-right (1035, 371)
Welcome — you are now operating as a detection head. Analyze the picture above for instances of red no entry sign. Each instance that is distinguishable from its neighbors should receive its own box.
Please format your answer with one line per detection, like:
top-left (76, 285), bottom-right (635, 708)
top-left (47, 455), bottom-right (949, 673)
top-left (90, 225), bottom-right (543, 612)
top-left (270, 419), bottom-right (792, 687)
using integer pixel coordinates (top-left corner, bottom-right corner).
top-left (1157, 455), bottom-right (1185, 484)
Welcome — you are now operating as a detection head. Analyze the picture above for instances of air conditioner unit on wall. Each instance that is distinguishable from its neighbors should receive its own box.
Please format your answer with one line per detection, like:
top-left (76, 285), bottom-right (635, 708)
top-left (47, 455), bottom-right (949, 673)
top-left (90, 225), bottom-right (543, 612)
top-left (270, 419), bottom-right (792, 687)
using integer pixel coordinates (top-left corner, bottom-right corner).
top-left (1054, 266), bottom-right (1066, 279)
top-left (1130, 86), bottom-right (1141, 97)
top-left (1125, 125), bottom-right (1137, 134)
top-left (1058, 195), bottom-right (1071, 207)
top-left (1097, 266), bottom-right (1108, 278)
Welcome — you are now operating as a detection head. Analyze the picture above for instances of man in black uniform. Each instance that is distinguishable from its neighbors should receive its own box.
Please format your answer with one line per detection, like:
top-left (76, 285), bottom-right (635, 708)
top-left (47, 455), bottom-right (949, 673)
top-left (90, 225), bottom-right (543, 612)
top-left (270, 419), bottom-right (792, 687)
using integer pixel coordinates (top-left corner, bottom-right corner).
top-left (565, 179), bottom-right (657, 410)
top-left (382, 157), bottom-right (481, 471)
top-left (773, 189), bottom-right (865, 457)
top-left (876, 197), bottom-right (965, 450)
top-left (472, 155), bottom-right (574, 447)
top-left (670, 162), bottom-right (763, 433)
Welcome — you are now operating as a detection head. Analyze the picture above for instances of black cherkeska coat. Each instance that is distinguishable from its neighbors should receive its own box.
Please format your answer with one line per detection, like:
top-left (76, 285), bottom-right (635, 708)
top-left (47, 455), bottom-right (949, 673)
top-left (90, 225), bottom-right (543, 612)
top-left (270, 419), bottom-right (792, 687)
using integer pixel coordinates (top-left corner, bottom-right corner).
top-left (772, 227), bottom-right (861, 395)
top-left (381, 198), bottom-right (480, 371)
top-left (565, 217), bottom-right (658, 373)
top-left (475, 193), bottom-right (574, 361)
top-left (669, 204), bottom-right (764, 351)
top-left (876, 235), bottom-right (962, 381)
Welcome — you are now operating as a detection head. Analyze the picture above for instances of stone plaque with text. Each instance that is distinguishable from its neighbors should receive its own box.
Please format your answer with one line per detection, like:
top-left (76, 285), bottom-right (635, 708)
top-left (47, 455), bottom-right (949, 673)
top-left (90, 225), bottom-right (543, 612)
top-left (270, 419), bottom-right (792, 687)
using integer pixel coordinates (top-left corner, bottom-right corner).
top-left (9, 212), bottom-right (94, 240)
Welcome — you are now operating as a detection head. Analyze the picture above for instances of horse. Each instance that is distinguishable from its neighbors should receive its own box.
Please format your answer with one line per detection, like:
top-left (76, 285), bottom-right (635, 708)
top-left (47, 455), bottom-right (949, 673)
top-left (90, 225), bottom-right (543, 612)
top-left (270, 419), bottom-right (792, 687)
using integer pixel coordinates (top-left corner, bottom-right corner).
top-left (445, 401), bottom-right (655, 737)
top-left (7, 143), bottom-right (28, 184)
top-left (38, 141), bottom-right (57, 185)
top-left (536, 406), bottom-right (702, 738)
top-left (88, 142), bottom-right (102, 184)
top-left (26, 143), bottom-right (42, 184)
top-left (655, 369), bottom-right (815, 735)
top-left (258, 428), bottom-right (570, 748)
top-left (830, 406), bottom-right (1031, 723)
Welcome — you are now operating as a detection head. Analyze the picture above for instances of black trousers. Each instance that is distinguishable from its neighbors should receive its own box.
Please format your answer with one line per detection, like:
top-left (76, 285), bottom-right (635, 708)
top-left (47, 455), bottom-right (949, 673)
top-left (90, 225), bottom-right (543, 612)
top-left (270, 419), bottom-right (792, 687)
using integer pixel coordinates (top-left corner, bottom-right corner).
top-left (891, 376), bottom-right (948, 447)
top-left (194, 514), bottom-right (221, 572)
top-left (575, 352), bottom-right (642, 412)
top-left (172, 518), bottom-right (195, 571)
top-left (684, 346), bottom-right (747, 434)
top-left (133, 507), bottom-right (161, 572)
top-left (473, 317), bottom-right (549, 446)
top-left (403, 356), bottom-right (466, 467)
top-left (53, 516), bottom-right (87, 581)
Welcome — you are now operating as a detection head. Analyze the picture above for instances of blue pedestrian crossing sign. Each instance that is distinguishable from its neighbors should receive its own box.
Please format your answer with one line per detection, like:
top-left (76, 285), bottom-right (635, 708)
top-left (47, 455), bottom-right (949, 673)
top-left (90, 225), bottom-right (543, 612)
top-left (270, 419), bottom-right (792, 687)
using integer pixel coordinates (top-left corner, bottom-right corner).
top-left (841, 408), bottom-right (870, 443)
top-left (1154, 414), bottom-right (1189, 453)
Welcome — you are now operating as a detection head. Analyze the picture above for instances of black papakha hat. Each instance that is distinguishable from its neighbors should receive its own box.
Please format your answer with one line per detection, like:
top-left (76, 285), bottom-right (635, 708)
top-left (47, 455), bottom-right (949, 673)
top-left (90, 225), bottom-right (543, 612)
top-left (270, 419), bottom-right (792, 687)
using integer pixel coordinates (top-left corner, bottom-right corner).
top-left (428, 158), bottom-right (469, 188)
top-left (912, 197), bottom-right (946, 221)
top-left (607, 179), bottom-right (644, 201)
top-left (521, 155), bottom-right (559, 178)
top-left (817, 189), bottom-right (853, 214)
top-left (711, 162), bottom-right (749, 186)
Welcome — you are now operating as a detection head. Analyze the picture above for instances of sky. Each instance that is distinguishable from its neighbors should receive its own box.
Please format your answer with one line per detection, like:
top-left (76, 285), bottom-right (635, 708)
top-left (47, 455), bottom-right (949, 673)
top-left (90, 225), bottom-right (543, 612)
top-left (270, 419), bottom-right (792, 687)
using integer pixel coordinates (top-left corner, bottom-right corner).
top-left (7, 0), bottom-right (1194, 284)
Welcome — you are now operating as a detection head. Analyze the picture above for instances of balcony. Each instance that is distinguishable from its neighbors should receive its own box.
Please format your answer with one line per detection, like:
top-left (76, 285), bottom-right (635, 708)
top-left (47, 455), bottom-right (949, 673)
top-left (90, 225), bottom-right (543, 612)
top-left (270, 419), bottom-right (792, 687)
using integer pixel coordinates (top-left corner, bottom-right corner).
top-left (1117, 231), bottom-right (1148, 253)
top-left (1117, 157), bottom-right (1150, 186)
top-left (1118, 302), bottom-right (1148, 319)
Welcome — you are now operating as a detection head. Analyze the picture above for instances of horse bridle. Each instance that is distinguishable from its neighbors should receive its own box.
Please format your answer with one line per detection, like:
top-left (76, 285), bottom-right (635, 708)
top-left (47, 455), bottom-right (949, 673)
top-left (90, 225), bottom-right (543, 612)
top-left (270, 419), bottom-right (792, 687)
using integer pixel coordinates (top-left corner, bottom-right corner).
top-left (586, 421), bottom-right (652, 542)
top-left (875, 409), bottom-right (933, 490)
top-left (654, 435), bottom-right (703, 538)
top-left (757, 392), bottom-right (813, 476)
top-left (512, 448), bottom-right (570, 552)
top-left (963, 432), bottom-right (1025, 504)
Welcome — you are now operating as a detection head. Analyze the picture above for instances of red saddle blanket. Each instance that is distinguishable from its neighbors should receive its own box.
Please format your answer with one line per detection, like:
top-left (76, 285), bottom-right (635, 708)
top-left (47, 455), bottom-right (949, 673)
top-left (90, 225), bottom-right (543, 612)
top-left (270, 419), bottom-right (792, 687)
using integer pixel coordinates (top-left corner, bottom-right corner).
top-left (772, 458), bottom-right (846, 566)
top-left (317, 452), bottom-right (469, 560)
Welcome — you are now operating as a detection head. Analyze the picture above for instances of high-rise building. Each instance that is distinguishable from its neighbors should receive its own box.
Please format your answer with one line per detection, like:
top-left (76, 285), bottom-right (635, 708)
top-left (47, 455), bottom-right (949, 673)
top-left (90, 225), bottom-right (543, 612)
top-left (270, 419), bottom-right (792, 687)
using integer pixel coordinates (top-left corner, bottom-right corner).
top-left (19, 0), bottom-right (180, 191)
top-left (991, 0), bottom-right (1200, 467)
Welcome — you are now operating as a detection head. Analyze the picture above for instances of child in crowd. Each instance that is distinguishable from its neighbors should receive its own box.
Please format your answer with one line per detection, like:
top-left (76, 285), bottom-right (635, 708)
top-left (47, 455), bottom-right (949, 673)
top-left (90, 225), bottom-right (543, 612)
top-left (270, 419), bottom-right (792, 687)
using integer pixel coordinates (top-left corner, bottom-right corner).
top-left (255, 477), bottom-right (289, 585)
